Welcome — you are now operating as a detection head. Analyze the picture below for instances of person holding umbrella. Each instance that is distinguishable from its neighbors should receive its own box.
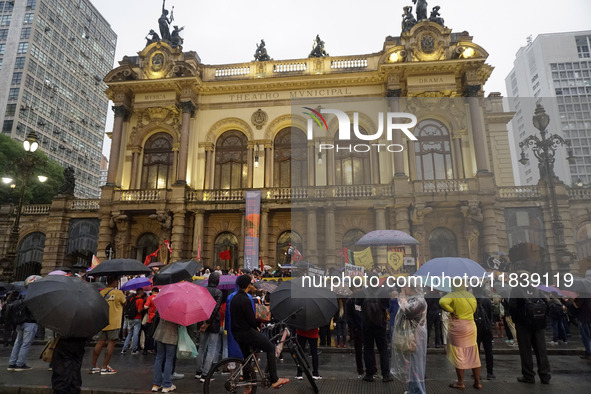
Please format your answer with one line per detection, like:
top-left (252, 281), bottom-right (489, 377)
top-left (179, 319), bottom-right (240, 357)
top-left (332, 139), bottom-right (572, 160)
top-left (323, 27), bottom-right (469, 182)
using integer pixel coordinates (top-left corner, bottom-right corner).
top-left (152, 317), bottom-right (179, 393)
top-left (230, 274), bottom-right (290, 390)
top-left (90, 275), bottom-right (126, 375)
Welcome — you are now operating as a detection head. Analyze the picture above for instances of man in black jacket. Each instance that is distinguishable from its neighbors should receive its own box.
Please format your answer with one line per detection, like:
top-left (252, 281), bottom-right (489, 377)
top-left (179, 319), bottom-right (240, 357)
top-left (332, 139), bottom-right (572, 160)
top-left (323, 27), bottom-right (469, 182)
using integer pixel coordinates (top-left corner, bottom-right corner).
top-left (195, 272), bottom-right (222, 382)
top-left (230, 274), bottom-right (289, 390)
top-left (509, 284), bottom-right (551, 384)
top-left (473, 287), bottom-right (495, 379)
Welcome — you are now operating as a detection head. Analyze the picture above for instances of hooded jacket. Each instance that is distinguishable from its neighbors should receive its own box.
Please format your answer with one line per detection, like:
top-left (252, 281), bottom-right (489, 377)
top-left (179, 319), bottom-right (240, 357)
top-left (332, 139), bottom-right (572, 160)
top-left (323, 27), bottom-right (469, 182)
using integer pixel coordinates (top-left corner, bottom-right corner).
top-left (204, 272), bottom-right (223, 333)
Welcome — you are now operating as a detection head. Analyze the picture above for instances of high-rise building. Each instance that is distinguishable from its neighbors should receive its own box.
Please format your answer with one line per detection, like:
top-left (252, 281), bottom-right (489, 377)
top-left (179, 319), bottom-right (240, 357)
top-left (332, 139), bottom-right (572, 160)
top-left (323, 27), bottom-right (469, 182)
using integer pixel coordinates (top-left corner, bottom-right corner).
top-left (505, 31), bottom-right (591, 186)
top-left (0, 0), bottom-right (116, 198)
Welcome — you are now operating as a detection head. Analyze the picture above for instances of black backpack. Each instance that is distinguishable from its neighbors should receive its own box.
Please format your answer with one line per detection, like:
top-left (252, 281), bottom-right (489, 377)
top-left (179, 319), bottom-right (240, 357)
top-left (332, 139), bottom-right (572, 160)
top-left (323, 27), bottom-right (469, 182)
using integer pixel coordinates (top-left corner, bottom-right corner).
top-left (6, 300), bottom-right (28, 325)
top-left (124, 296), bottom-right (139, 320)
top-left (362, 298), bottom-right (385, 327)
top-left (549, 302), bottom-right (564, 319)
top-left (525, 298), bottom-right (547, 329)
top-left (474, 300), bottom-right (491, 332)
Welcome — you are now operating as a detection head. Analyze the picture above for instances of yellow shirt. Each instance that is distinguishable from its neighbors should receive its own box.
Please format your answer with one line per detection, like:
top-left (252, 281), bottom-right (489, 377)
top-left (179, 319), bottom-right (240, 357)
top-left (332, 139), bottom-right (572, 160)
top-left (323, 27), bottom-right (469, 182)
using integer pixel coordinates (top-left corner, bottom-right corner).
top-left (100, 287), bottom-right (126, 331)
top-left (439, 290), bottom-right (477, 320)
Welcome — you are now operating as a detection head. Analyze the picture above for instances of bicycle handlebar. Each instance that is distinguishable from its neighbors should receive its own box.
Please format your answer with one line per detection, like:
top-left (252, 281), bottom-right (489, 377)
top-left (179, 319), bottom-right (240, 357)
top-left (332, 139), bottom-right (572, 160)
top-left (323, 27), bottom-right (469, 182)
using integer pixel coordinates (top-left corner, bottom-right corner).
top-left (265, 306), bottom-right (303, 330)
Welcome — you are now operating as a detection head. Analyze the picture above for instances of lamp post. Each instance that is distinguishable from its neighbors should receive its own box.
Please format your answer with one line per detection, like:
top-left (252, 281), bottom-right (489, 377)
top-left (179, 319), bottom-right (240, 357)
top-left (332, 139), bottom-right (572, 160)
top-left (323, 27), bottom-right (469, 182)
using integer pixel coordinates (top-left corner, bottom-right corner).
top-left (2, 130), bottom-right (46, 281)
top-left (518, 104), bottom-right (576, 274)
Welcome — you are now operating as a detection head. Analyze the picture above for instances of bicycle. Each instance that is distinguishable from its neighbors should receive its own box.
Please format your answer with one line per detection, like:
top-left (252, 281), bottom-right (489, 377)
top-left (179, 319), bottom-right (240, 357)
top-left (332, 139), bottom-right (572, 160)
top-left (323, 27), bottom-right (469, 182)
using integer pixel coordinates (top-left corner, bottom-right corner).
top-left (203, 309), bottom-right (319, 394)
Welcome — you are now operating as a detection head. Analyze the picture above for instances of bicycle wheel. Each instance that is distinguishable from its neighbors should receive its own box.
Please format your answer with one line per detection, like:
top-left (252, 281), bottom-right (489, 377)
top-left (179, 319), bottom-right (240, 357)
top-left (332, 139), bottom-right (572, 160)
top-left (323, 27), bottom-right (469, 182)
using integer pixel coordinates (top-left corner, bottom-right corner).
top-left (289, 343), bottom-right (318, 394)
top-left (203, 357), bottom-right (258, 394)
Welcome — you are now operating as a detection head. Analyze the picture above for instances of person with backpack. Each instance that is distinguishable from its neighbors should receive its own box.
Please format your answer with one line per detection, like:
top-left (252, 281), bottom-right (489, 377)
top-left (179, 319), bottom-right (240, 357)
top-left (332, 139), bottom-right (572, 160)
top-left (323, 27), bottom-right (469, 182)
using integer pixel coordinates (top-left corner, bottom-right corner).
top-left (7, 276), bottom-right (39, 371)
top-left (356, 290), bottom-right (394, 383)
top-left (509, 281), bottom-right (551, 384)
top-left (121, 288), bottom-right (145, 355)
top-left (473, 288), bottom-right (495, 380)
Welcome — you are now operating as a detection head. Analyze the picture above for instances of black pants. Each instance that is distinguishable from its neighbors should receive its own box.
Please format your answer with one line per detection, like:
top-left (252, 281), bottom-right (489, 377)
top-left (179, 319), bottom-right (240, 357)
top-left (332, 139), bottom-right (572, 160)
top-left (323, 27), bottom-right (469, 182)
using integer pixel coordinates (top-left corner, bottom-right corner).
top-left (362, 325), bottom-right (389, 377)
top-left (319, 324), bottom-right (331, 346)
top-left (52, 337), bottom-right (86, 394)
top-left (143, 322), bottom-right (154, 351)
top-left (427, 315), bottom-right (442, 346)
top-left (350, 327), bottom-right (365, 375)
top-left (234, 329), bottom-right (278, 383)
top-left (515, 323), bottom-right (551, 382)
top-left (503, 316), bottom-right (513, 340)
top-left (296, 335), bottom-right (319, 376)
top-left (477, 328), bottom-right (494, 374)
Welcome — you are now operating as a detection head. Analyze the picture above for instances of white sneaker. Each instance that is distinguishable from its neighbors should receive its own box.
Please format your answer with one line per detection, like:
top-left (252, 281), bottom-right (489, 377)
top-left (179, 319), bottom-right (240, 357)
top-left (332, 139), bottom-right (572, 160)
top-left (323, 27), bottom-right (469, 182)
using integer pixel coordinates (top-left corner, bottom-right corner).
top-left (171, 372), bottom-right (184, 380)
top-left (161, 384), bottom-right (176, 393)
top-left (295, 376), bottom-right (303, 380)
top-left (151, 385), bottom-right (160, 392)
top-left (313, 375), bottom-right (322, 380)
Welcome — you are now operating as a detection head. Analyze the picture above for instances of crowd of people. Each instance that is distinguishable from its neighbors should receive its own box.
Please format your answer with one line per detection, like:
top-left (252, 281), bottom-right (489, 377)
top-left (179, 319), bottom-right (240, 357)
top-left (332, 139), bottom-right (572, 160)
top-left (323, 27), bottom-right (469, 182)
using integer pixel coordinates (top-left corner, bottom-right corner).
top-left (1, 267), bottom-right (591, 394)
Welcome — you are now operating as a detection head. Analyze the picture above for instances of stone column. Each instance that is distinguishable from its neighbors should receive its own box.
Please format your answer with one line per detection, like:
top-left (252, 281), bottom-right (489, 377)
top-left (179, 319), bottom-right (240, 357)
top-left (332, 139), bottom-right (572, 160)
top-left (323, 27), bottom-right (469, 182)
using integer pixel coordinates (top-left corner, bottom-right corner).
top-left (481, 203), bottom-right (499, 256)
top-left (374, 206), bottom-right (387, 268)
top-left (325, 206), bottom-right (336, 267)
top-left (465, 85), bottom-right (489, 174)
top-left (96, 212), bottom-right (114, 261)
top-left (264, 144), bottom-right (273, 188)
top-left (106, 105), bottom-right (129, 186)
top-left (203, 146), bottom-right (214, 189)
top-left (308, 143), bottom-right (315, 186)
top-left (307, 208), bottom-right (318, 265)
top-left (129, 146), bottom-right (142, 189)
top-left (260, 208), bottom-right (269, 263)
top-left (175, 101), bottom-right (195, 185)
top-left (327, 146), bottom-right (335, 186)
top-left (247, 144), bottom-right (254, 188)
top-left (388, 89), bottom-right (406, 177)
top-left (192, 210), bottom-right (205, 258)
top-left (453, 136), bottom-right (465, 179)
top-left (171, 210), bottom-right (186, 261)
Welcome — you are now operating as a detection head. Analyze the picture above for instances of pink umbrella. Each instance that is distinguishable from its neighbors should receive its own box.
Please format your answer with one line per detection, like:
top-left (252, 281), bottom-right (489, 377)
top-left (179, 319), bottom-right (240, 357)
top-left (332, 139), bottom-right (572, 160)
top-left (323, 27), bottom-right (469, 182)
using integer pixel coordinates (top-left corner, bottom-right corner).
top-left (48, 270), bottom-right (68, 276)
top-left (153, 281), bottom-right (216, 326)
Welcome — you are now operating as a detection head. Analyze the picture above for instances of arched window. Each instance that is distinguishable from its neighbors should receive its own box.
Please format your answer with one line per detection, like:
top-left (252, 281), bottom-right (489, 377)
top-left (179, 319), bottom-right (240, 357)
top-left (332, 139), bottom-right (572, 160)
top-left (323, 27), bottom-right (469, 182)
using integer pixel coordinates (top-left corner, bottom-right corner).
top-left (276, 231), bottom-right (302, 266)
top-left (414, 119), bottom-right (453, 180)
top-left (214, 130), bottom-right (248, 190)
top-left (67, 219), bottom-right (99, 266)
top-left (141, 133), bottom-right (174, 189)
top-left (16, 231), bottom-right (46, 266)
top-left (335, 127), bottom-right (373, 185)
top-left (214, 232), bottom-right (239, 270)
top-left (429, 227), bottom-right (457, 258)
top-left (576, 222), bottom-right (591, 260)
top-left (274, 127), bottom-right (308, 187)
top-left (342, 229), bottom-right (366, 250)
top-left (136, 233), bottom-right (160, 264)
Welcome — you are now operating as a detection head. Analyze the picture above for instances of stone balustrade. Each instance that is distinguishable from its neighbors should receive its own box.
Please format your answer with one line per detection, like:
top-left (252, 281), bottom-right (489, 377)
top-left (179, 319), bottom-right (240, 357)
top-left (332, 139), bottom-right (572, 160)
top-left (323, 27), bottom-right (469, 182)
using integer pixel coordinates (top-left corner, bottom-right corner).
top-left (119, 189), bottom-right (162, 202)
top-left (568, 187), bottom-right (591, 200)
top-left (214, 66), bottom-right (250, 78)
top-left (330, 58), bottom-right (368, 69)
top-left (22, 204), bottom-right (51, 214)
top-left (70, 199), bottom-right (100, 210)
top-left (415, 180), bottom-right (470, 193)
top-left (498, 186), bottom-right (542, 199)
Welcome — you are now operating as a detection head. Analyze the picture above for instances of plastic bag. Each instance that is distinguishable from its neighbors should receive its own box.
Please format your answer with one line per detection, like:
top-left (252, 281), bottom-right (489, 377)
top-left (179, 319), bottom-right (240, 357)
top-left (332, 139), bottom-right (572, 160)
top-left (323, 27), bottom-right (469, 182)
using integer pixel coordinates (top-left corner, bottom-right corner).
top-left (176, 325), bottom-right (198, 359)
top-left (392, 317), bottom-right (416, 353)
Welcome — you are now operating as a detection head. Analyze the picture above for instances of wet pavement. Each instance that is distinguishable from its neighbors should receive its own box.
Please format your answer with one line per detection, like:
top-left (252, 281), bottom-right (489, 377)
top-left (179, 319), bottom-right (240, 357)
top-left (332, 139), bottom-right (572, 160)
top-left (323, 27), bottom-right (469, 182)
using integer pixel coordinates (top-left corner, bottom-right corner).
top-left (1, 341), bottom-right (590, 393)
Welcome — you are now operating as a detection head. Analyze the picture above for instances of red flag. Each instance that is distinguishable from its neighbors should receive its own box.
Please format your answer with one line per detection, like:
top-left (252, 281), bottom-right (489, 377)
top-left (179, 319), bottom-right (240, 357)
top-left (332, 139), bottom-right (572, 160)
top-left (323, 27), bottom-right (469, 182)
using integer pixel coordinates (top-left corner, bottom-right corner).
top-left (260, 256), bottom-right (264, 271)
top-left (196, 239), bottom-right (201, 261)
top-left (219, 250), bottom-right (231, 260)
top-left (291, 245), bottom-right (303, 262)
top-left (144, 246), bottom-right (161, 266)
top-left (164, 240), bottom-right (173, 254)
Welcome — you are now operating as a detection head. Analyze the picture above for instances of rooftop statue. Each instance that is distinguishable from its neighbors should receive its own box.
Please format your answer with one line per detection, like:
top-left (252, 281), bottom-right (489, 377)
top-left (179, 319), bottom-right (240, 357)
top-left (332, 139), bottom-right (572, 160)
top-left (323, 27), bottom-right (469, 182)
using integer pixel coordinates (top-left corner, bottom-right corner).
top-left (145, 29), bottom-right (160, 46)
top-left (309, 34), bottom-right (329, 58)
top-left (158, 0), bottom-right (174, 41)
top-left (170, 25), bottom-right (184, 48)
top-left (58, 166), bottom-right (76, 196)
top-left (412, 0), bottom-right (428, 21)
top-left (401, 6), bottom-right (417, 32)
top-left (429, 5), bottom-right (444, 27)
top-left (254, 39), bottom-right (271, 61)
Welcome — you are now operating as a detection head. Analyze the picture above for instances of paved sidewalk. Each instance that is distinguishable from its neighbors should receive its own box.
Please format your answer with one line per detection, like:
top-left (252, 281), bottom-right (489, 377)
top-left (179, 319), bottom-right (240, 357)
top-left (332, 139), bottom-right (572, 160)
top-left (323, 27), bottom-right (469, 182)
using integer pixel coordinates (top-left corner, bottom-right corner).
top-left (1, 344), bottom-right (590, 393)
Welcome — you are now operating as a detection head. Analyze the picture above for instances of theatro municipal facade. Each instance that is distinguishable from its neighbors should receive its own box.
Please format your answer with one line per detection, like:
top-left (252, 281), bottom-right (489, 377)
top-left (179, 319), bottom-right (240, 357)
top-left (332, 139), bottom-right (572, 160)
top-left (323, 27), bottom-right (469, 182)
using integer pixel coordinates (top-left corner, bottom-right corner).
top-left (1, 4), bottom-right (590, 280)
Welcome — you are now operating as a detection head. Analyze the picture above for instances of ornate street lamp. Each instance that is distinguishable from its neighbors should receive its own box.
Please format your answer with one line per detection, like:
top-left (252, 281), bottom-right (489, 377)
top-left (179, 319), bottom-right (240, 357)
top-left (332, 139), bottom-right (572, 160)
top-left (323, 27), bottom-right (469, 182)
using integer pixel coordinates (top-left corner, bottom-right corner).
top-left (2, 131), bottom-right (47, 281)
top-left (518, 104), bottom-right (576, 273)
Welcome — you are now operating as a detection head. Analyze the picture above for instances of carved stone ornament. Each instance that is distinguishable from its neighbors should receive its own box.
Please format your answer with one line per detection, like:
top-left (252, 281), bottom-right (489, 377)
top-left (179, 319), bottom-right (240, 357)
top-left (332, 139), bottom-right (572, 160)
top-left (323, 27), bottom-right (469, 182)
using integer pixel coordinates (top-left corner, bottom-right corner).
top-left (251, 109), bottom-right (268, 130)
top-left (420, 34), bottom-right (436, 54)
top-left (151, 52), bottom-right (165, 73)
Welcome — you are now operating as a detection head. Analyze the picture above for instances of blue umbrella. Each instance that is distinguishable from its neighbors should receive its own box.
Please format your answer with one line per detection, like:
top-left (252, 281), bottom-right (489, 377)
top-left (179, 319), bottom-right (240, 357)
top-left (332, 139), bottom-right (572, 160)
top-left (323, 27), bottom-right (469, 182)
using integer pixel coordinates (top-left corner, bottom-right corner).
top-left (355, 230), bottom-right (419, 246)
top-left (415, 257), bottom-right (487, 278)
top-left (121, 277), bottom-right (151, 291)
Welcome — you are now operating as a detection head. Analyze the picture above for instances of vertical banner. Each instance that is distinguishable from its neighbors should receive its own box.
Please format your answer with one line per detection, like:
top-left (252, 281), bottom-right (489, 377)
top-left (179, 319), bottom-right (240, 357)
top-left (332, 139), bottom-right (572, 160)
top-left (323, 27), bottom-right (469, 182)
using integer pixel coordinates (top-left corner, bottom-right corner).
top-left (244, 191), bottom-right (261, 271)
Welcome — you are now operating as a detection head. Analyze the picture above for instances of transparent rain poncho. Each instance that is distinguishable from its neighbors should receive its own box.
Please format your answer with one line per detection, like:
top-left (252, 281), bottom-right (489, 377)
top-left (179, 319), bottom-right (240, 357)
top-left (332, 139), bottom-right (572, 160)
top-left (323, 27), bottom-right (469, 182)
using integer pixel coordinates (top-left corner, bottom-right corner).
top-left (391, 285), bottom-right (428, 390)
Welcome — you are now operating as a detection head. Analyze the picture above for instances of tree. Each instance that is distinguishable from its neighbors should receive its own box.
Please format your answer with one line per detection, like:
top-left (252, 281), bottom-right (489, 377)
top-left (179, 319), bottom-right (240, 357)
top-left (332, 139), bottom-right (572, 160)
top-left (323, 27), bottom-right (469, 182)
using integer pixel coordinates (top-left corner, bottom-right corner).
top-left (0, 135), bottom-right (64, 204)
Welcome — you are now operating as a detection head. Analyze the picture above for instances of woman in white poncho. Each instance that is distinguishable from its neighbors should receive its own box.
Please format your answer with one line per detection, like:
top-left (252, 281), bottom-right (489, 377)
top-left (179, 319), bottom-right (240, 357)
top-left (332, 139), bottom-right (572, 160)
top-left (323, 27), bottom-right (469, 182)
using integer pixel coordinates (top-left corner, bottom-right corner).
top-left (391, 283), bottom-right (428, 394)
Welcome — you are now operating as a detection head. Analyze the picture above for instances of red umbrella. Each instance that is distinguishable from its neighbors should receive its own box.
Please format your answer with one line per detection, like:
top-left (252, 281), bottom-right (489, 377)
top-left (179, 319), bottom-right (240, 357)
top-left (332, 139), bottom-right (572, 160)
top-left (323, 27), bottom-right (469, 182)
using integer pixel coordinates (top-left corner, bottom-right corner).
top-left (153, 281), bottom-right (216, 326)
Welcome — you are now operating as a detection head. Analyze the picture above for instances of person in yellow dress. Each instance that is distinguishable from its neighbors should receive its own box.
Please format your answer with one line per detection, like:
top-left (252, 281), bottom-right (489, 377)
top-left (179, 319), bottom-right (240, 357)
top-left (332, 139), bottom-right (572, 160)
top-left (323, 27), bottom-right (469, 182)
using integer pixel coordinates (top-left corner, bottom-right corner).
top-left (439, 282), bottom-right (482, 389)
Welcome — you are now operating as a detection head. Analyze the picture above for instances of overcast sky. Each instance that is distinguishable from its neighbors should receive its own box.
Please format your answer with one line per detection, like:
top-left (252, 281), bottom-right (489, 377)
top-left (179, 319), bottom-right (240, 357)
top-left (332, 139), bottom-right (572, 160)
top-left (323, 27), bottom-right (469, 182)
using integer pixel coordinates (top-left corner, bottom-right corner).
top-left (92, 0), bottom-right (591, 157)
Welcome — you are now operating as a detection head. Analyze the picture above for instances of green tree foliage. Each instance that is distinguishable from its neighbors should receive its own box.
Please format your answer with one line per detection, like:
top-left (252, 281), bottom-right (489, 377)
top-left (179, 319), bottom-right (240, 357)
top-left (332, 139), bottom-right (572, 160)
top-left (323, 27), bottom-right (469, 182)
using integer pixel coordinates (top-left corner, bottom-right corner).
top-left (0, 135), bottom-right (64, 204)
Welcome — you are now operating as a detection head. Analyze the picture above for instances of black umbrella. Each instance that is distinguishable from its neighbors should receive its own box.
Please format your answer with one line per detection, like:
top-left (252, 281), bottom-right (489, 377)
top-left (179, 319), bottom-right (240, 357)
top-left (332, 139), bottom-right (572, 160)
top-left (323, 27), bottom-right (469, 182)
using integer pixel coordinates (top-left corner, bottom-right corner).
top-left (87, 258), bottom-right (151, 276)
top-left (54, 266), bottom-right (72, 273)
top-left (270, 277), bottom-right (338, 331)
top-left (24, 275), bottom-right (109, 338)
top-left (153, 260), bottom-right (202, 286)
